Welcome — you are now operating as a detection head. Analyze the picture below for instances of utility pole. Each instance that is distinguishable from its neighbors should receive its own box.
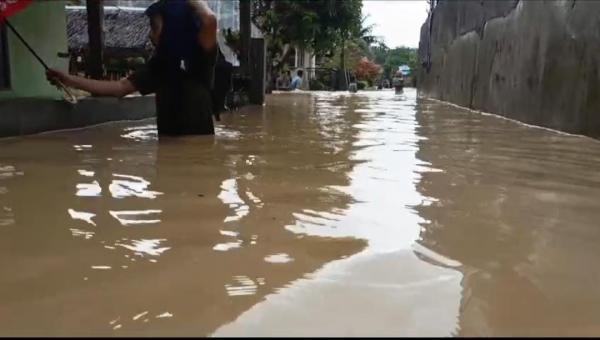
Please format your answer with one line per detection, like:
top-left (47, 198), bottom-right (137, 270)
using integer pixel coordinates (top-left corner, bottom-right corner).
top-left (239, 0), bottom-right (251, 77)
top-left (86, 0), bottom-right (104, 79)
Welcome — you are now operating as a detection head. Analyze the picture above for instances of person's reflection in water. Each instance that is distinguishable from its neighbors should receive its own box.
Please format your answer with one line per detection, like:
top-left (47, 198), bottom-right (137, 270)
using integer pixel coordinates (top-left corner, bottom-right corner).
top-left (0, 91), bottom-right (366, 336)
top-left (104, 97), bottom-right (365, 336)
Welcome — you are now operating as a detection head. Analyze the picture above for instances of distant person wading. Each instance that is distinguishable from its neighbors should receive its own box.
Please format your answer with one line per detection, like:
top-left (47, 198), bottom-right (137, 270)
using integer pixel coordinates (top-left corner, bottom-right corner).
top-left (290, 70), bottom-right (304, 90)
top-left (46, 0), bottom-right (218, 136)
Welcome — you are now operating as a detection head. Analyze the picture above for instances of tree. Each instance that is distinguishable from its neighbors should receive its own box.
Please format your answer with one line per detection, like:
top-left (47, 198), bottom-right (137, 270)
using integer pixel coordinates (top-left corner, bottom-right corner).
top-left (321, 0), bottom-right (362, 73)
top-left (358, 15), bottom-right (378, 47)
top-left (354, 57), bottom-right (381, 85)
top-left (381, 47), bottom-right (418, 79)
top-left (322, 38), bottom-right (370, 71)
top-left (371, 41), bottom-right (389, 66)
top-left (252, 0), bottom-right (363, 74)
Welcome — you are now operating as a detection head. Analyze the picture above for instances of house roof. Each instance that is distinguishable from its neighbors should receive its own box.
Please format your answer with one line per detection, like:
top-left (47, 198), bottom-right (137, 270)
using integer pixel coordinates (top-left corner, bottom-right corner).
top-left (66, 6), bottom-right (152, 53)
top-left (65, 4), bottom-right (252, 63)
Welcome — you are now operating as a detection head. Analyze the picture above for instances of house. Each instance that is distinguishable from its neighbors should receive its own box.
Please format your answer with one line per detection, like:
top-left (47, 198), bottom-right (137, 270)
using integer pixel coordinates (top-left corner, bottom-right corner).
top-left (66, 6), bottom-right (152, 78)
top-left (0, 0), bottom-right (264, 137)
top-left (398, 64), bottom-right (411, 76)
top-left (101, 0), bottom-right (242, 67)
top-left (293, 47), bottom-right (315, 90)
top-left (66, 1), bottom-right (242, 78)
top-left (398, 64), bottom-right (415, 87)
top-left (280, 46), bottom-right (315, 90)
top-left (0, 0), bottom-right (153, 138)
top-left (0, 0), bottom-right (69, 100)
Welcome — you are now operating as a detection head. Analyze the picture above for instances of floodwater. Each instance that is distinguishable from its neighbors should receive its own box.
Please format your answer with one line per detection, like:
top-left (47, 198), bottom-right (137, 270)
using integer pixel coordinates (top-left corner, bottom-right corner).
top-left (1, 89), bottom-right (600, 336)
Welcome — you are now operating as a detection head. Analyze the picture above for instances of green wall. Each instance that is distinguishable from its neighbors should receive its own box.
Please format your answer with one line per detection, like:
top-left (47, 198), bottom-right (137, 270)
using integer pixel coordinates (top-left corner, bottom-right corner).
top-left (0, 0), bottom-right (68, 100)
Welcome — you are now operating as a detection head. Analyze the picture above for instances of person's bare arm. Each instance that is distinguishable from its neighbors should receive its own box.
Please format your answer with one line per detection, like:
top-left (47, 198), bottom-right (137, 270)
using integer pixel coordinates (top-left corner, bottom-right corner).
top-left (188, 0), bottom-right (217, 52)
top-left (46, 69), bottom-right (137, 98)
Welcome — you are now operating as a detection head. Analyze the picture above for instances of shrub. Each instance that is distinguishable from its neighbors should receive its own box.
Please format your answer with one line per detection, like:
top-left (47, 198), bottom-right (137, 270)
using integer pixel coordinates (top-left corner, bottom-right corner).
top-left (357, 81), bottom-right (368, 90)
top-left (310, 80), bottom-right (326, 91)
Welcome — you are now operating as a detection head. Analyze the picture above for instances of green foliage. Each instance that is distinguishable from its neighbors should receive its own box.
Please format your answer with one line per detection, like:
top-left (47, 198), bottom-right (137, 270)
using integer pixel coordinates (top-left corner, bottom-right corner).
top-left (371, 42), bottom-right (389, 66)
top-left (252, 0), bottom-right (363, 66)
top-left (371, 42), bottom-right (418, 79)
top-left (223, 29), bottom-right (241, 56)
top-left (322, 38), bottom-right (370, 71)
top-left (309, 79), bottom-right (326, 91)
top-left (314, 69), bottom-right (333, 89)
top-left (357, 81), bottom-right (368, 90)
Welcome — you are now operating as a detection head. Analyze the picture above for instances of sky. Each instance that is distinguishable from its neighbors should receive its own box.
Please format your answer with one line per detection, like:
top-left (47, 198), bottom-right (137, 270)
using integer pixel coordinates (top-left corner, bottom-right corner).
top-left (362, 0), bottom-right (429, 49)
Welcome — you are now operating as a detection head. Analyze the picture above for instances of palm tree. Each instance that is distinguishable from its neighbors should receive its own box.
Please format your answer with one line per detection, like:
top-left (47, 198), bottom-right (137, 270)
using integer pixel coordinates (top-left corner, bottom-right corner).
top-left (358, 15), bottom-right (377, 46)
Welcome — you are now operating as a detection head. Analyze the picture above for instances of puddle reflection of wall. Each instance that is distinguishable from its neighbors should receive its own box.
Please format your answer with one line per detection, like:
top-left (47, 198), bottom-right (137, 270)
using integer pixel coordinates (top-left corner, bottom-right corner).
top-left (413, 99), bottom-right (600, 336)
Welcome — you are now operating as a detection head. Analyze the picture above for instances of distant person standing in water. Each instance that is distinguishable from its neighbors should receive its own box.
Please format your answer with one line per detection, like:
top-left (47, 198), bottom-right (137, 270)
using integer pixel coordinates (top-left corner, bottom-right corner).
top-left (46, 0), bottom-right (218, 136)
top-left (392, 70), bottom-right (405, 94)
top-left (290, 70), bottom-right (304, 90)
top-left (276, 70), bottom-right (292, 91)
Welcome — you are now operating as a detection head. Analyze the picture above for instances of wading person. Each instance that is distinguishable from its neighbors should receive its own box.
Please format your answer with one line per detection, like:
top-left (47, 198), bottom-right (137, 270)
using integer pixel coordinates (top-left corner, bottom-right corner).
top-left (46, 0), bottom-right (218, 136)
top-left (290, 69), bottom-right (304, 91)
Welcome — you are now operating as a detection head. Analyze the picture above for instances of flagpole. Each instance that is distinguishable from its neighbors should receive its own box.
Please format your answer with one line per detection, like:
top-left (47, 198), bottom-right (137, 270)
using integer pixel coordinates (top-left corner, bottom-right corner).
top-left (4, 18), bottom-right (48, 69)
top-left (1, 2), bottom-right (77, 103)
top-left (3, 18), bottom-right (77, 103)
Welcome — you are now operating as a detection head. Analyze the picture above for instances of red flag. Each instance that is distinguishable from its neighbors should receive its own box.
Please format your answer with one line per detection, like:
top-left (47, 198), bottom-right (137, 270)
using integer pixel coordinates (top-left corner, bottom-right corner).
top-left (0, 0), bottom-right (32, 20)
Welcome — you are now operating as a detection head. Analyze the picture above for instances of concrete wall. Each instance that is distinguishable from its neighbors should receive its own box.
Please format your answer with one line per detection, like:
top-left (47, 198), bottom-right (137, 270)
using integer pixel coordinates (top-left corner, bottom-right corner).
top-left (0, 96), bottom-right (155, 138)
top-left (0, 0), bottom-right (69, 100)
top-left (418, 0), bottom-right (600, 138)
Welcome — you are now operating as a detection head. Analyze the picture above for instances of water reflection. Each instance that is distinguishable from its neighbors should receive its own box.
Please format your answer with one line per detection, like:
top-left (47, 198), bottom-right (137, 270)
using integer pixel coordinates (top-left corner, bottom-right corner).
top-left (76, 180), bottom-right (102, 197)
top-left (0, 164), bottom-right (22, 227)
top-left (121, 125), bottom-right (158, 142)
top-left (225, 276), bottom-right (259, 297)
top-left (413, 99), bottom-right (600, 336)
top-left (109, 210), bottom-right (162, 226)
top-left (2, 89), bottom-right (598, 336)
top-left (264, 253), bottom-right (294, 264)
top-left (70, 228), bottom-right (95, 240)
top-left (68, 208), bottom-right (97, 226)
top-left (218, 178), bottom-right (250, 223)
top-left (214, 90), bottom-right (462, 337)
top-left (109, 174), bottom-right (163, 199)
top-left (0, 92), bottom-right (364, 336)
top-left (115, 238), bottom-right (170, 256)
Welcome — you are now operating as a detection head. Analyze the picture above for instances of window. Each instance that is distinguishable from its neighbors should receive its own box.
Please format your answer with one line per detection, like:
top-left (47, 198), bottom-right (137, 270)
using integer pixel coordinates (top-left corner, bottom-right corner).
top-left (299, 51), bottom-right (305, 67)
top-left (0, 23), bottom-right (10, 90)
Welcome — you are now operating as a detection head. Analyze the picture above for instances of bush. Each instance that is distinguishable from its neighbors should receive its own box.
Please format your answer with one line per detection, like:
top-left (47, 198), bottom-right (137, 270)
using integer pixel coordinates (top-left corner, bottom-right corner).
top-left (310, 80), bottom-right (326, 91)
top-left (357, 81), bottom-right (368, 90)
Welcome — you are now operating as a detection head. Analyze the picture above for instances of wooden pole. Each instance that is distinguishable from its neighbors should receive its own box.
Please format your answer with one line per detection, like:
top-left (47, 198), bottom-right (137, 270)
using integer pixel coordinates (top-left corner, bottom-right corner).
top-left (239, 0), bottom-right (251, 77)
top-left (86, 0), bottom-right (104, 79)
top-left (249, 38), bottom-right (266, 104)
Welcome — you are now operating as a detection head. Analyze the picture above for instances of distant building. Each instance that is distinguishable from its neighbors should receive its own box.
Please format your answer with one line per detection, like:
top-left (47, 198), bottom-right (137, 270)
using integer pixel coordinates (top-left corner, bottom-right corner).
top-left (103, 0), bottom-right (155, 7)
top-left (398, 65), bottom-right (411, 76)
top-left (66, 1), bottom-right (244, 78)
top-left (0, 1), bottom-right (155, 138)
top-left (66, 6), bottom-right (152, 78)
top-left (280, 46), bottom-right (315, 90)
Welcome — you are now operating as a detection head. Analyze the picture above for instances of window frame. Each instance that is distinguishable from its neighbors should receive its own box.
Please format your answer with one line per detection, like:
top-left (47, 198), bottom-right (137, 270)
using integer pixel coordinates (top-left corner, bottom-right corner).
top-left (0, 23), bottom-right (11, 90)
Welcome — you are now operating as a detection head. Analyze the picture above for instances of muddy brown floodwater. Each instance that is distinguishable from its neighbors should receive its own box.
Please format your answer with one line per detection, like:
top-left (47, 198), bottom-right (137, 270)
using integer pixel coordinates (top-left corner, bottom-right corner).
top-left (1, 89), bottom-right (600, 336)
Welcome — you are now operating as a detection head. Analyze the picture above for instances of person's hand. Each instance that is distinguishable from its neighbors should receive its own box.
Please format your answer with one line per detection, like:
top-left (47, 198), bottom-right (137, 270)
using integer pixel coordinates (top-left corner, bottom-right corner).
top-left (46, 68), bottom-right (71, 87)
